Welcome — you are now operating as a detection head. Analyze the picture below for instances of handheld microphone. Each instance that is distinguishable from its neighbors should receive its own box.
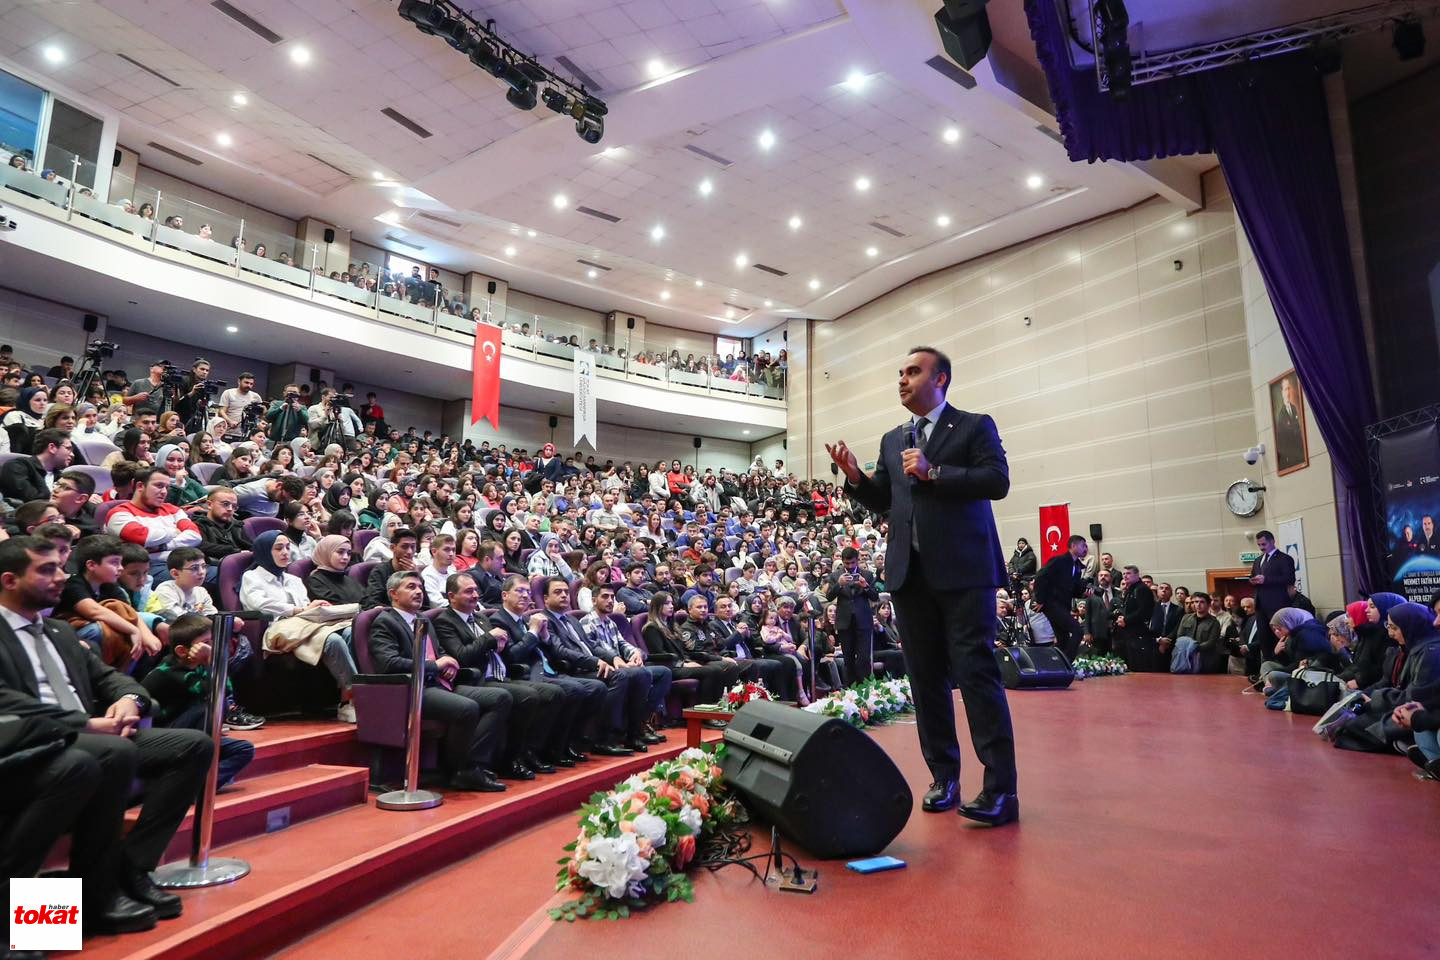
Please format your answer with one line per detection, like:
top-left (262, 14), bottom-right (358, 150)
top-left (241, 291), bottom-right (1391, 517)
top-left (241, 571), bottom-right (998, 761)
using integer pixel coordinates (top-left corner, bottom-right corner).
top-left (904, 422), bottom-right (918, 485)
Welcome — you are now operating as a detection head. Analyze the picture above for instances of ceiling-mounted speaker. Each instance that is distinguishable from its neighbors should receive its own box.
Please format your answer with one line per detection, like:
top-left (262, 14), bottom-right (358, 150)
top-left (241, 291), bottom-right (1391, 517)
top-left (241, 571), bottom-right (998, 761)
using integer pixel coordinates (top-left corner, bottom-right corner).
top-left (626, 316), bottom-right (635, 330)
top-left (82, 314), bottom-right (99, 333)
top-left (934, 0), bottom-right (992, 70)
top-left (487, 280), bottom-right (497, 294)
top-left (693, 437), bottom-right (702, 449)
top-left (323, 227), bottom-right (335, 244)
top-left (1090, 523), bottom-right (1103, 542)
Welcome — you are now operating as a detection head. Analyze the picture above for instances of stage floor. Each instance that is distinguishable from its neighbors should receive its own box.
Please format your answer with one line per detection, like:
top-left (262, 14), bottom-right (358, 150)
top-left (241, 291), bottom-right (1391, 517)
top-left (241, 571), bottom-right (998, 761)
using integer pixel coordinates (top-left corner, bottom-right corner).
top-left (280, 675), bottom-right (1440, 960)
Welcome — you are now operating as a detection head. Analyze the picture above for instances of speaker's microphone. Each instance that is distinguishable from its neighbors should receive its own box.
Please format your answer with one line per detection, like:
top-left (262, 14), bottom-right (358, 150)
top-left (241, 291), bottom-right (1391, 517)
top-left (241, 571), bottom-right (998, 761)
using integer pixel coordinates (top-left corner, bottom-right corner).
top-left (904, 422), bottom-right (918, 485)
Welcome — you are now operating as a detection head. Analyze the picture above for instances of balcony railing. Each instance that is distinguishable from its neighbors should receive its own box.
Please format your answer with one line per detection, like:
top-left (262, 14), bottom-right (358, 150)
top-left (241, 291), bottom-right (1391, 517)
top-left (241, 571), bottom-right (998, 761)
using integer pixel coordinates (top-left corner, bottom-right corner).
top-left (0, 159), bottom-right (786, 404)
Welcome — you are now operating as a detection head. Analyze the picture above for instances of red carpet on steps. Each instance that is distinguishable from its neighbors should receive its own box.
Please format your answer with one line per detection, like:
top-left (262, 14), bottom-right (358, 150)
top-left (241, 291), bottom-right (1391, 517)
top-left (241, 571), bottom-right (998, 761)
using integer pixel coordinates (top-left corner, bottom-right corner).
top-left (272, 675), bottom-right (1440, 960)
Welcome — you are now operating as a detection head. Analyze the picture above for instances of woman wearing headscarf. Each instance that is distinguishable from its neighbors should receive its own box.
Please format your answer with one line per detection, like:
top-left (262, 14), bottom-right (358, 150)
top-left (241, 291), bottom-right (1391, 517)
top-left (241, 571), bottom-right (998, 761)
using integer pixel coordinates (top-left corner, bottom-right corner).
top-left (306, 535), bottom-right (364, 605)
top-left (1258, 608), bottom-right (1329, 695)
top-left (239, 531), bottom-right (358, 723)
top-left (1337, 598), bottom-right (1392, 691)
top-left (480, 506), bottom-right (509, 544)
top-left (156, 443), bottom-right (207, 507)
top-left (1323, 601), bottom-right (1440, 751)
top-left (363, 513), bottom-right (402, 563)
top-left (527, 533), bottom-right (573, 580)
top-left (3, 385), bottom-right (48, 453)
top-left (280, 501), bottom-right (321, 561)
top-left (321, 480), bottom-right (352, 521)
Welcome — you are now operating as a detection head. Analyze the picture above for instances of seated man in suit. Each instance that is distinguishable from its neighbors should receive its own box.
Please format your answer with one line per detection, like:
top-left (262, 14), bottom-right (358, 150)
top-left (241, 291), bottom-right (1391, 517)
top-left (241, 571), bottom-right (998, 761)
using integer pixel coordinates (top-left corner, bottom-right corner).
top-left (581, 583), bottom-right (668, 742)
top-left (677, 594), bottom-right (748, 687)
top-left (367, 570), bottom-right (510, 791)
top-left (1, 428), bottom-right (75, 503)
top-left (488, 574), bottom-right (604, 766)
top-left (539, 576), bottom-right (649, 755)
top-left (431, 570), bottom-right (564, 778)
top-left (710, 595), bottom-right (793, 699)
top-left (468, 543), bottom-right (505, 607)
top-left (1032, 535), bottom-right (1090, 661)
top-left (363, 527), bottom-right (428, 610)
top-left (0, 536), bottom-right (212, 936)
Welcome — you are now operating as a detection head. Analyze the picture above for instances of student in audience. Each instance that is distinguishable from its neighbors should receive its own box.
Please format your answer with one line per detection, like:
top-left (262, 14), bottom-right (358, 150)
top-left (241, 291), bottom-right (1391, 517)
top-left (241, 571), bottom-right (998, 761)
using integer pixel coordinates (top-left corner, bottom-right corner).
top-left (1, 427), bottom-right (73, 502)
top-left (1339, 598), bottom-right (1390, 691)
top-left (55, 534), bottom-right (163, 665)
top-left (279, 501), bottom-right (321, 561)
top-left (106, 467), bottom-right (203, 582)
top-left (156, 443), bottom-right (206, 508)
top-left (363, 527), bottom-right (423, 610)
top-left (2, 385), bottom-right (49, 453)
top-left (1170, 592), bottom-right (1226, 674)
top-left (305, 535), bottom-right (362, 605)
top-left (194, 487), bottom-right (250, 568)
top-left (1323, 600), bottom-right (1440, 751)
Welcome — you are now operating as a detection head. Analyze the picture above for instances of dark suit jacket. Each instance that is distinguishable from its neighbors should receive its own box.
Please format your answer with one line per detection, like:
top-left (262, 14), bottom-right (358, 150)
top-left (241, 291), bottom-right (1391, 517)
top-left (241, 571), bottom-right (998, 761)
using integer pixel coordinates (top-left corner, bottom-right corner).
top-left (487, 606), bottom-right (551, 678)
top-left (1119, 583), bottom-right (1155, 635)
top-left (1085, 586), bottom-right (1120, 640)
top-left (0, 457), bottom-right (53, 504)
top-left (1249, 549), bottom-right (1296, 615)
top-left (0, 617), bottom-right (151, 723)
top-left (1033, 553), bottom-right (1086, 614)
top-left (431, 607), bottom-right (502, 675)
top-left (543, 609), bottom-right (600, 675)
top-left (1150, 601), bottom-right (1183, 639)
top-left (824, 568), bottom-right (878, 632)
top-left (845, 403), bottom-right (1008, 592)
top-left (364, 561), bottom-right (433, 611)
top-left (367, 608), bottom-right (471, 685)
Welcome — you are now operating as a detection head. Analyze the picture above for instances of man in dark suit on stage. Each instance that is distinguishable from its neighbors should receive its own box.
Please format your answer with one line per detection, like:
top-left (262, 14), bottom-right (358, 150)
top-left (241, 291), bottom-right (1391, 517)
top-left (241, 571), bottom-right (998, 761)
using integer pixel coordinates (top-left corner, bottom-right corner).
top-left (1150, 583), bottom-right (1184, 661)
top-left (368, 570), bottom-right (511, 792)
top-left (824, 546), bottom-right (880, 684)
top-left (827, 346), bottom-right (1018, 827)
top-left (1113, 565), bottom-right (1157, 671)
top-left (1249, 530), bottom-right (1296, 660)
top-left (1031, 535), bottom-right (1090, 661)
top-left (0, 536), bottom-right (212, 935)
top-left (1084, 568), bottom-right (1120, 655)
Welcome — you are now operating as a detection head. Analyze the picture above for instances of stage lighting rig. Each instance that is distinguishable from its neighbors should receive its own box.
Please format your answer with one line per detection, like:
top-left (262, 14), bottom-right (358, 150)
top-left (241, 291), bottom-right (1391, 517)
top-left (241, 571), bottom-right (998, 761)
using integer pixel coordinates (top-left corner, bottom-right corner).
top-left (1093, 0), bottom-right (1133, 100)
top-left (395, 0), bottom-right (607, 142)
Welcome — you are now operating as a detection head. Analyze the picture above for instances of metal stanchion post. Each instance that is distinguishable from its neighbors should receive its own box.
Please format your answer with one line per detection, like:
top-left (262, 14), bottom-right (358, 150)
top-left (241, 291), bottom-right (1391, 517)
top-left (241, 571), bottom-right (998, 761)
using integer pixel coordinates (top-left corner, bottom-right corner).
top-left (153, 611), bottom-right (252, 888)
top-left (377, 617), bottom-right (444, 811)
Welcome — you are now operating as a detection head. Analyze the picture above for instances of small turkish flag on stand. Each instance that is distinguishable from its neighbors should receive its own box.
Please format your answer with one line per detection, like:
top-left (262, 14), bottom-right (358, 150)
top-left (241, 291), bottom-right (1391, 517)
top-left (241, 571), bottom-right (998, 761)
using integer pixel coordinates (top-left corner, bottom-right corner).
top-left (471, 324), bottom-right (502, 429)
top-left (1038, 503), bottom-right (1071, 564)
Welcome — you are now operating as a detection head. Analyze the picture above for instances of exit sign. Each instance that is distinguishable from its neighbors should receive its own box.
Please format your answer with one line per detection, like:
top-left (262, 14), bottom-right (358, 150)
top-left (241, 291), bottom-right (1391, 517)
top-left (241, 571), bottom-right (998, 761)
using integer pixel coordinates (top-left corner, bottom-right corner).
top-left (1239, 551), bottom-right (1261, 564)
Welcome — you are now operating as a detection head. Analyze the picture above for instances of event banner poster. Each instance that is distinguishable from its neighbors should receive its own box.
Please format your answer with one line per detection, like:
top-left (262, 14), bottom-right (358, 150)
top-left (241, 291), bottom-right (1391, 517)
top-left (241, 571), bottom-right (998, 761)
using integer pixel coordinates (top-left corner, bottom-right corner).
top-left (1378, 419), bottom-right (1440, 601)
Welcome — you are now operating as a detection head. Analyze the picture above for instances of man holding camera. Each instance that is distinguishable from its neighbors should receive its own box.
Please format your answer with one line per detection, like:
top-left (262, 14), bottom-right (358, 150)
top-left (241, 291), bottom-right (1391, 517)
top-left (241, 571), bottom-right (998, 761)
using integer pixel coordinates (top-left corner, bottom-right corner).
top-left (217, 373), bottom-right (263, 431)
top-left (307, 388), bottom-right (362, 451)
top-left (122, 361), bottom-right (169, 410)
top-left (265, 384), bottom-right (308, 443)
top-left (174, 359), bottom-right (222, 433)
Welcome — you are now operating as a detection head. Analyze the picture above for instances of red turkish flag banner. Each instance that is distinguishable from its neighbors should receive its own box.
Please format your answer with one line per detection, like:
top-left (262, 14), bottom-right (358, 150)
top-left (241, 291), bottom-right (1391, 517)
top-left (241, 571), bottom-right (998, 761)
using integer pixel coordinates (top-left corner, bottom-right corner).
top-left (471, 323), bottom-right (502, 429)
top-left (1038, 503), bottom-right (1071, 564)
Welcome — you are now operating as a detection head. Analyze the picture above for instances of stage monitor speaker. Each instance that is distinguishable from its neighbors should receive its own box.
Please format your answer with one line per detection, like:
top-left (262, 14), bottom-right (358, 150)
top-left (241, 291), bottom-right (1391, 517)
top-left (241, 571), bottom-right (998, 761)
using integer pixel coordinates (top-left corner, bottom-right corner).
top-left (82, 313), bottom-right (99, 333)
top-left (720, 700), bottom-right (912, 859)
top-left (323, 227), bottom-right (336, 244)
top-left (934, 0), bottom-right (992, 70)
top-left (487, 280), bottom-right (498, 295)
top-left (1089, 523), bottom-right (1103, 542)
top-left (994, 646), bottom-right (1074, 689)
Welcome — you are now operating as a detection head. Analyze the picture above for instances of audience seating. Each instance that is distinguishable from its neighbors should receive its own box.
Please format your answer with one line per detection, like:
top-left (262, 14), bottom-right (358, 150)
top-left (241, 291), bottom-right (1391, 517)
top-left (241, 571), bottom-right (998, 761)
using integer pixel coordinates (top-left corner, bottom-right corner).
top-left (243, 516), bottom-right (286, 540)
top-left (191, 461), bottom-right (225, 485)
top-left (352, 529), bottom-right (379, 555)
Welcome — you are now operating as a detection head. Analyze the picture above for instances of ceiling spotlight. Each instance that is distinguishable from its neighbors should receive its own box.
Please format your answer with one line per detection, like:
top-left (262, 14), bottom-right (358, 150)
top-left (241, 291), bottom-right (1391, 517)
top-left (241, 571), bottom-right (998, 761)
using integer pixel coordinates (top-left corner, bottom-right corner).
top-left (469, 38), bottom-right (503, 74)
top-left (734, 252), bottom-right (749, 269)
top-left (42, 45), bottom-right (64, 65)
top-left (694, 279), bottom-right (704, 287)
top-left (552, 193), bottom-right (569, 210)
top-left (542, 87), bottom-right (569, 113)
top-left (942, 126), bottom-right (961, 143)
top-left (660, 289), bottom-right (671, 300)
top-left (399, 0), bottom-right (449, 33)
top-left (742, 429), bottom-right (751, 436)
top-left (843, 69), bottom-right (869, 92)
top-left (758, 128), bottom-right (776, 151)
top-left (1394, 17), bottom-right (1426, 60)
top-left (854, 176), bottom-right (871, 192)
top-left (936, 214), bottom-right (951, 228)
top-left (526, 229), bottom-right (536, 237)
top-left (646, 58), bottom-right (667, 78)
top-left (763, 299), bottom-right (773, 308)
top-left (725, 308), bottom-right (736, 319)
top-left (788, 215), bottom-right (803, 231)
top-left (215, 132), bottom-right (233, 147)
top-left (587, 269), bottom-right (599, 279)
top-left (866, 246), bottom-right (878, 257)
top-left (650, 224), bottom-right (665, 242)
top-left (698, 178), bottom-right (713, 197)
top-left (1025, 173), bottom-right (1044, 190)
top-left (232, 92), bottom-right (249, 106)
top-left (372, 170), bottom-right (385, 180)
top-left (506, 78), bottom-right (537, 110)
top-left (808, 278), bottom-right (821, 290)
top-left (576, 113), bottom-right (603, 144)
top-left (225, 325), bottom-right (239, 333)
top-left (503, 245), bottom-right (517, 257)
top-left (289, 45), bottom-right (311, 65)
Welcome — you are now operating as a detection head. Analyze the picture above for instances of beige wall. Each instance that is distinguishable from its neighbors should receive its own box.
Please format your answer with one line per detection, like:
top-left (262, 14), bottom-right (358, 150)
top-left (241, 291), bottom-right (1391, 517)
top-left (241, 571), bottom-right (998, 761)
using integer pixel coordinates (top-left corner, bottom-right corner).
top-left (803, 172), bottom-right (1281, 591)
top-left (1236, 220), bottom-right (1345, 613)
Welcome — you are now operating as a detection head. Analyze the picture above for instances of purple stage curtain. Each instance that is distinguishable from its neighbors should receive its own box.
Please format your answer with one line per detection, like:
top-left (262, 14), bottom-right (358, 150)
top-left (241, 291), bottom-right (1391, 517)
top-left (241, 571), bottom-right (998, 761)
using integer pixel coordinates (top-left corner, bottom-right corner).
top-left (1024, 0), bottom-right (1382, 590)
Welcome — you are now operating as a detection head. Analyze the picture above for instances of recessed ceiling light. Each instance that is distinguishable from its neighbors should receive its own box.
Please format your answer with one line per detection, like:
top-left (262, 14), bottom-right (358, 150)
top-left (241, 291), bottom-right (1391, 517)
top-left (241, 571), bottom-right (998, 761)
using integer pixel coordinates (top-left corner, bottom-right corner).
top-left (649, 224), bottom-right (665, 242)
top-left (942, 126), bottom-right (961, 143)
top-left (1025, 173), bottom-right (1044, 190)
top-left (232, 93), bottom-right (249, 107)
top-left (734, 252), bottom-right (748, 268)
top-left (42, 45), bottom-right (64, 65)
top-left (843, 69), bottom-right (869, 92)
top-left (694, 279), bottom-right (704, 287)
top-left (587, 269), bottom-right (598, 279)
top-left (788, 214), bottom-right (802, 231)
top-left (225, 325), bottom-right (238, 333)
top-left (660, 289), bottom-right (671, 300)
top-left (526, 229), bottom-right (537, 237)
top-left (808, 278), bottom-right (821, 290)
top-left (758, 128), bottom-right (776, 151)
top-left (289, 45), bottom-right (311, 65)
top-left (698, 178), bottom-right (713, 197)
top-left (854, 176), bottom-right (871, 192)
top-left (866, 246), bottom-right (879, 257)
top-left (646, 58), bottom-right (666, 78)
top-left (503, 245), bottom-right (517, 257)
top-left (763, 299), bottom-right (773, 308)
top-left (725, 308), bottom-right (736, 319)
top-left (215, 132), bottom-right (233, 147)
top-left (742, 429), bottom-right (751, 436)
top-left (552, 193), bottom-right (569, 209)
top-left (371, 170), bottom-right (385, 180)
top-left (936, 214), bottom-right (951, 228)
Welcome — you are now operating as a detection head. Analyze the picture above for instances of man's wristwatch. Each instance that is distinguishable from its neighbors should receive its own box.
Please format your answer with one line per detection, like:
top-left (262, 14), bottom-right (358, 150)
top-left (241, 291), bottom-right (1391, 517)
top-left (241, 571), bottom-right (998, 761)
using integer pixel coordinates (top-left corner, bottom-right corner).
top-left (122, 693), bottom-right (149, 716)
top-left (927, 465), bottom-right (941, 481)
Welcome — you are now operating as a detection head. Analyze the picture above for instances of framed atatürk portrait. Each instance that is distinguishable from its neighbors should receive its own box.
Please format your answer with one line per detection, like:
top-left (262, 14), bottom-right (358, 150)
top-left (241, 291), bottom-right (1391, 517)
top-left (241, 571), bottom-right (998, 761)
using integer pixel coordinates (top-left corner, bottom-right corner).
top-left (1269, 370), bottom-right (1309, 476)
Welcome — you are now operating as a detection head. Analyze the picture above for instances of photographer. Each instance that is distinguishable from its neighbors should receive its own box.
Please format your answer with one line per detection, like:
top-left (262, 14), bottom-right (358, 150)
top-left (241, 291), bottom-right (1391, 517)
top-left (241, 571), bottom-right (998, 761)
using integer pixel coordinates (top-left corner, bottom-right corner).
top-left (265, 383), bottom-right (308, 443)
top-left (217, 372), bottom-right (263, 430)
top-left (173, 358), bottom-right (224, 434)
top-left (307, 387), bottom-right (361, 451)
top-left (122, 360), bottom-right (168, 409)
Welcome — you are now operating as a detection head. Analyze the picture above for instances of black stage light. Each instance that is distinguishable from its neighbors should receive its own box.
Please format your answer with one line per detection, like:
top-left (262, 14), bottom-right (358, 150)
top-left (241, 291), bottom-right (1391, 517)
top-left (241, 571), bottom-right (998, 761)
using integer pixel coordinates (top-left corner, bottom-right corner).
top-left (933, 0), bottom-right (992, 70)
top-left (576, 114), bottom-right (603, 144)
top-left (1095, 0), bottom-right (1132, 100)
top-left (506, 78), bottom-right (538, 110)
top-left (542, 87), bottom-right (569, 113)
top-left (468, 39), bottom-right (502, 75)
top-left (397, 0), bottom-right (434, 28)
top-left (1311, 37), bottom-right (1343, 74)
top-left (1393, 18), bottom-right (1425, 60)
top-left (442, 18), bottom-right (473, 52)
top-left (581, 95), bottom-right (607, 118)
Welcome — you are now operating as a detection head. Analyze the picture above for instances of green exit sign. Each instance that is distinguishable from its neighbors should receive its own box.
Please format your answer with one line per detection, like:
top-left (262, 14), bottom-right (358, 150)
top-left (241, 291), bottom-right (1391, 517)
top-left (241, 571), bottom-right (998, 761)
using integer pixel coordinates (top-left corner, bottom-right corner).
top-left (1240, 551), bottom-right (1261, 564)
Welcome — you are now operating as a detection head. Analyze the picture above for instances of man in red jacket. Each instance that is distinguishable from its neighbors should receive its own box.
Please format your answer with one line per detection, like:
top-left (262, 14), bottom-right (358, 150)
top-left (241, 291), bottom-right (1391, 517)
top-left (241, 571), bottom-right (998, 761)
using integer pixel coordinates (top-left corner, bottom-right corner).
top-left (104, 468), bottom-right (202, 583)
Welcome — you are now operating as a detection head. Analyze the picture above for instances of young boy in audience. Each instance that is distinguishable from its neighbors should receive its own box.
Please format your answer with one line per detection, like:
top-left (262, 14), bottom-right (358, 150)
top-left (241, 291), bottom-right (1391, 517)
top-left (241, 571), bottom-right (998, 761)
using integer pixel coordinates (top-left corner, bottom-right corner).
top-left (55, 534), bottom-right (162, 664)
top-left (149, 547), bottom-right (263, 729)
top-left (105, 459), bottom-right (140, 502)
top-left (118, 540), bottom-right (169, 668)
top-left (142, 613), bottom-right (256, 787)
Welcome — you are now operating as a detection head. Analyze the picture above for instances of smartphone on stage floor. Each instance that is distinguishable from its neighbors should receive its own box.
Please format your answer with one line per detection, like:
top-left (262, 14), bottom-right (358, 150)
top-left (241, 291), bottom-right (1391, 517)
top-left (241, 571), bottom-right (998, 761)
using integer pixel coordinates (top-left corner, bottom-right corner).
top-left (846, 856), bottom-right (906, 874)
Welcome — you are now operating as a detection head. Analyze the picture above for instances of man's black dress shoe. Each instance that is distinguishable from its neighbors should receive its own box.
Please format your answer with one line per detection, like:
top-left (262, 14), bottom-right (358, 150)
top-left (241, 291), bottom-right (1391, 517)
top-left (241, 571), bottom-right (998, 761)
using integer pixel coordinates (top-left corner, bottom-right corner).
top-left (124, 867), bottom-right (182, 920)
top-left (543, 751), bottom-right (576, 768)
top-left (498, 760), bottom-right (536, 780)
top-left (624, 739), bottom-right (650, 753)
top-left (958, 791), bottom-right (1019, 826)
top-left (564, 747), bottom-right (590, 763)
top-left (525, 752), bottom-right (558, 774)
top-left (642, 728), bottom-right (666, 745)
top-left (589, 742), bottom-right (634, 757)
top-left (451, 768), bottom-right (507, 792)
top-left (921, 779), bottom-right (958, 812)
top-left (86, 894), bottom-right (156, 935)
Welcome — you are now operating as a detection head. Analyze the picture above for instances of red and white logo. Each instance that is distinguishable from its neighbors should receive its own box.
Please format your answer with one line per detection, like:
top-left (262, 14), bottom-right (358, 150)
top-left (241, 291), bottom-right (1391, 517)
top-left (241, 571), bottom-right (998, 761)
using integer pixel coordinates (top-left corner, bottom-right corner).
top-left (10, 877), bottom-right (82, 951)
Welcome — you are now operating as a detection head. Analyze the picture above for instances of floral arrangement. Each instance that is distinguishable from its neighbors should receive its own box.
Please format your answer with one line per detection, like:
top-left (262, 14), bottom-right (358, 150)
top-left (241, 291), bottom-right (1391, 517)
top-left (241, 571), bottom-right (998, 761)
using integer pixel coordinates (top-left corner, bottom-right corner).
top-left (803, 676), bottom-right (914, 728)
top-left (1072, 654), bottom-right (1129, 679)
top-left (552, 743), bottom-right (740, 921)
top-left (723, 679), bottom-right (774, 711)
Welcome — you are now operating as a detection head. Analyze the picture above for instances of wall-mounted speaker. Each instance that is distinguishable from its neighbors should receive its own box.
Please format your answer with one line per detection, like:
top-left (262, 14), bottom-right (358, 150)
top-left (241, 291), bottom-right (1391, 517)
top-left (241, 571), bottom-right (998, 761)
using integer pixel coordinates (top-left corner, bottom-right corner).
top-left (693, 437), bottom-right (702, 449)
top-left (1089, 523), bottom-right (1103, 542)
top-left (548, 415), bottom-right (558, 429)
top-left (830, 462), bottom-right (839, 476)
top-left (323, 228), bottom-right (336, 244)
top-left (82, 314), bottom-right (99, 333)
top-left (487, 281), bottom-right (497, 295)
top-left (626, 316), bottom-right (635, 330)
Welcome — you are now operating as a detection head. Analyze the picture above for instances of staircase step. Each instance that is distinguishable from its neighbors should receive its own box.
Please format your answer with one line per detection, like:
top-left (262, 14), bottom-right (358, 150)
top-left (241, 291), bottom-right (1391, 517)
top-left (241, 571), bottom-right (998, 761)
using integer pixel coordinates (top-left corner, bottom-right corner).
top-left (233, 721), bottom-right (366, 779)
